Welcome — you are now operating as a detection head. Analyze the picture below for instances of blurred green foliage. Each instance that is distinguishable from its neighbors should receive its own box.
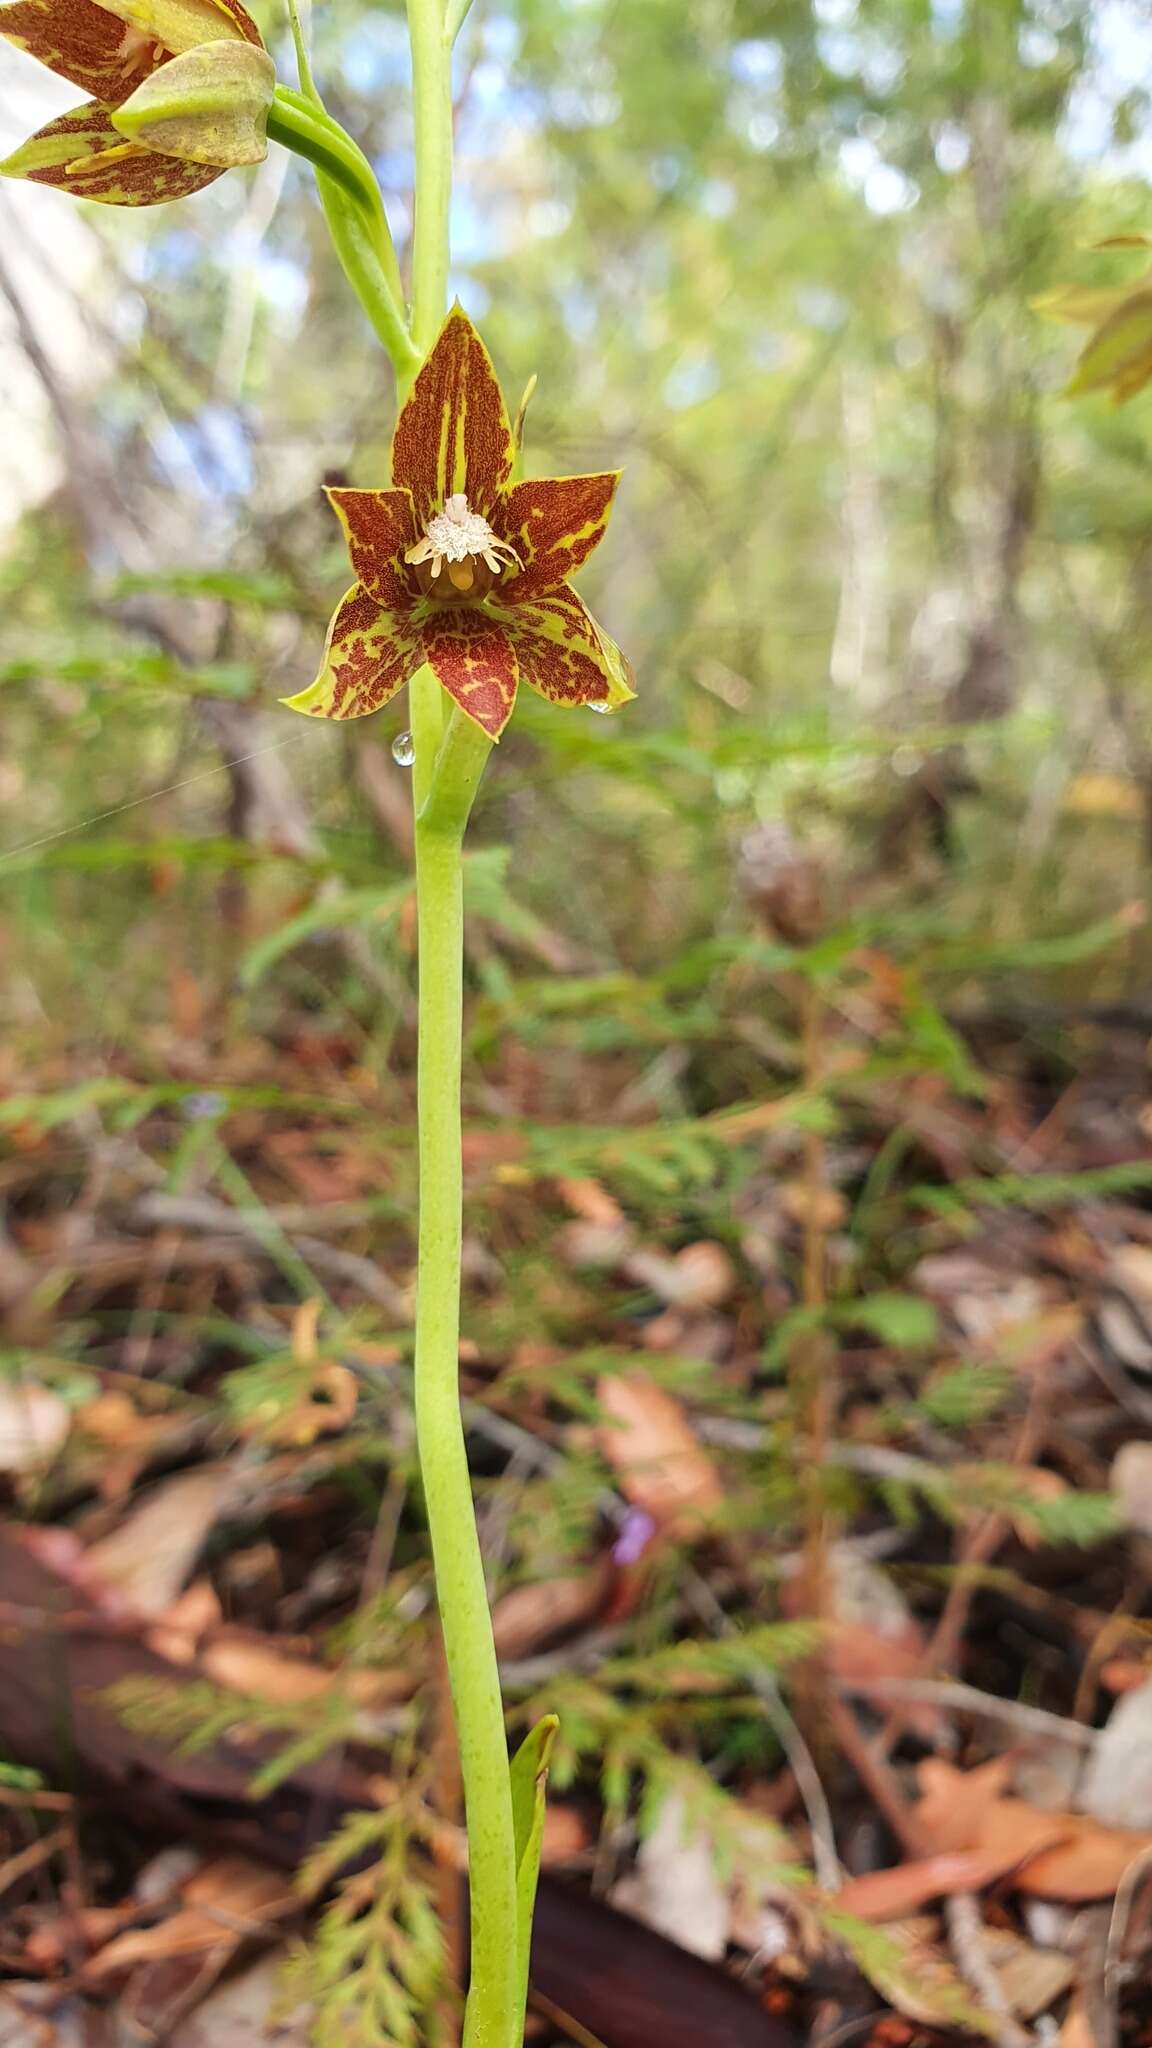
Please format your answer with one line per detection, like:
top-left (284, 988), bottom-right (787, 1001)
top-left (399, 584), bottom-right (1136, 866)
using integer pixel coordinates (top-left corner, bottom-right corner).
top-left (1, 0), bottom-right (1151, 1068)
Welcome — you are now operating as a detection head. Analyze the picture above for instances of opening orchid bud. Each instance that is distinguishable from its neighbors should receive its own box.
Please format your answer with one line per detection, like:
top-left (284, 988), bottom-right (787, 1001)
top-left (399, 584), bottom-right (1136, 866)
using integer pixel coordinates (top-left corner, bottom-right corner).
top-left (111, 38), bottom-right (274, 167)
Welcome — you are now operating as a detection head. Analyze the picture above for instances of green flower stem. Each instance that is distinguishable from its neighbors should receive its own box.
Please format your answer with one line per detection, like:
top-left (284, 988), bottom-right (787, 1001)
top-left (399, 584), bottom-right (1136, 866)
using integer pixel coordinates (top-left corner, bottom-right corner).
top-left (405, 0), bottom-right (454, 356)
top-left (266, 86), bottom-right (417, 375)
top-left (405, 4), bottom-right (523, 2036)
top-left (412, 711), bottom-right (519, 2048)
top-left (298, 0), bottom-right (524, 2027)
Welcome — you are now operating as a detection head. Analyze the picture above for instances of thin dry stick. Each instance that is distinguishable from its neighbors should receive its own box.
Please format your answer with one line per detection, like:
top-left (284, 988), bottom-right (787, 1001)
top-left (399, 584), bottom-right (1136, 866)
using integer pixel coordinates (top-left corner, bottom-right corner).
top-left (683, 1567), bottom-right (841, 1891)
top-left (827, 1699), bottom-right (929, 1859)
top-left (875, 1371), bottom-right (1053, 1759)
top-left (944, 1892), bottom-right (1031, 2048)
top-left (0, 1827), bottom-right (68, 1902)
top-left (791, 978), bottom-right (838, 1754)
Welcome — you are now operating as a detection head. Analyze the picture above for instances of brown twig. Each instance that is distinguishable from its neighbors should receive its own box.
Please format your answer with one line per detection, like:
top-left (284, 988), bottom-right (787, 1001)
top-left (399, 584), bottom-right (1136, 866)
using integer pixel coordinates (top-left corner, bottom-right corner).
top-left (944, 1891), bottom-right (1031, 2048)
top-left (790, 978), bottom-right (839, 1758)
top-left (827, 1699), bottom-right (929, 1859)
top-left (875, 1368), bottom-right (1054, 1758)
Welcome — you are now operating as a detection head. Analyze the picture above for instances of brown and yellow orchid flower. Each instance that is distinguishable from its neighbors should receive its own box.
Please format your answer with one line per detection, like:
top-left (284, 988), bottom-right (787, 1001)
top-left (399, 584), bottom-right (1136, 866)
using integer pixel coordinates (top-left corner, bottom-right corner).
top-left (285, 305), bottom-right (635, 742)
top-left (0, 0), bottom-right (270, 205)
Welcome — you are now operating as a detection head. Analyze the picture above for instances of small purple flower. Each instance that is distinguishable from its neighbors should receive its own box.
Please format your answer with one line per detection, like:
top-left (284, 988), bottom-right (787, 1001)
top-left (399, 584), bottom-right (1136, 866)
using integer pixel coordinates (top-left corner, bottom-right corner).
top-left (612, 1506), bottom-right (657, 1567)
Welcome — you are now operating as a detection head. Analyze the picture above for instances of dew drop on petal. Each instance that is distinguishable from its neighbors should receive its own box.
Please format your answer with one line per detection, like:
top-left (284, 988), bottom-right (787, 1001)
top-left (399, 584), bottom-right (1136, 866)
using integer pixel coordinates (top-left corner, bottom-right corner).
top-left (391, 729), bottom-right (416, 767)
top-left (588, 699), bottom-right (611, 716)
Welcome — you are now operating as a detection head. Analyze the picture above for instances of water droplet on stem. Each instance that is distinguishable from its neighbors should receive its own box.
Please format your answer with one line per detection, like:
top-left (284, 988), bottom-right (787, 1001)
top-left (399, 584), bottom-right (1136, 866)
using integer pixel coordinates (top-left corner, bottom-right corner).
top-left (391, 730), bottom-right (416, 767)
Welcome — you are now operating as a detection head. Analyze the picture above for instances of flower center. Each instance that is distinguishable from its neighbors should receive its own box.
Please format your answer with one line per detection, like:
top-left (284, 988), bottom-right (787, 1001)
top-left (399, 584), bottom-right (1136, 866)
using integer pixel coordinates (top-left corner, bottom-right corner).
top-left (405, 493), bottom-right (521, 602)
top-left (116, 21), bottom-right (167, 70)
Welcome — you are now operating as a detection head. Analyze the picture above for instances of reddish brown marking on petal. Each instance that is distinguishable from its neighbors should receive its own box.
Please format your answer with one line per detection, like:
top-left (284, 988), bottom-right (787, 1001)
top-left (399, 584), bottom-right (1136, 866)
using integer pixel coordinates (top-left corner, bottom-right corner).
top-left (391, 305), bottom-right (514, 528)
top-left (0, 0), bottom-right (159, 103)
top-left (0, 0), bottom-right (260, 105)
top-left (499, 472), bottom-right (619, 600)
top-left (287, 584), bottom-right (422, 721)
top-left (326, 486), bottom-right (419, 611)
top-left (8, 101), bottom-right (223, 201)
top-left (208, 0), bottom-right (262, 45)
top-left (496, 585), bottom-right (619, 706)
top-left (421, 610), bottom-right (518, 739)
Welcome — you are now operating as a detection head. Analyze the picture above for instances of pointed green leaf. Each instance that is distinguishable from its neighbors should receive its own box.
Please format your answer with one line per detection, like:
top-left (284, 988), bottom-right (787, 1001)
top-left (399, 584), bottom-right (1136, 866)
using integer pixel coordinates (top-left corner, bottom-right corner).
top-left (509, 1713), bottom-right (558, 2029)
top-left (1066, 288), bottom-right (1152, 404)
top-left (1032, 283), bottom-right (1142, 328)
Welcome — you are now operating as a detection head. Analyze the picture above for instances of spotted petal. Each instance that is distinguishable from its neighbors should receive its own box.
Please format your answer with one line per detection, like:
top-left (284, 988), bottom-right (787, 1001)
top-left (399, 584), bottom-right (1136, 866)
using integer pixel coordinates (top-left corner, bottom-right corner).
top-left (0, 99), bottom-right (223, 201)
top-left (493, 583), bottom-right (635, 710)
top-left (99, 0), bottom-right (262, 56)
top-left (283, 584), bottom-right (423, 721)
top-left (0, 0), bottom-right (258, 103)
top-left (391, 305), bottom-right (515, 528)
top-left (420, 610), bottom-right (519, 740)
top-left (499, 472), bottom-right (619, 600)
top-left (325, 487), bottom-right (418, 611)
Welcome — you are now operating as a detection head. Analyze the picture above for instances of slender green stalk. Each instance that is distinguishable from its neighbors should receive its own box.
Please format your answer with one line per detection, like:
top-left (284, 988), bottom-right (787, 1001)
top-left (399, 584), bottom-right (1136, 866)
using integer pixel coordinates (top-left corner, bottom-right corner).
top-left (405, 0), bottom-right (454, 355)
top-left (402, 8), bottom-right (522, 2036)
top-left (413, 718), bottom-right (520, 2048)
top-left (292, 0), bottom-right (524, 2028)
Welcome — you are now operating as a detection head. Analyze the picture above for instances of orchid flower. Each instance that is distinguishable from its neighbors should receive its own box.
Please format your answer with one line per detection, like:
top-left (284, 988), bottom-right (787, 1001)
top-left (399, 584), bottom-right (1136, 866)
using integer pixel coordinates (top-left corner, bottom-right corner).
top-left (0, 0), bottom-right (271, 203)
top-left (286, 303), bottom-right (635, 741)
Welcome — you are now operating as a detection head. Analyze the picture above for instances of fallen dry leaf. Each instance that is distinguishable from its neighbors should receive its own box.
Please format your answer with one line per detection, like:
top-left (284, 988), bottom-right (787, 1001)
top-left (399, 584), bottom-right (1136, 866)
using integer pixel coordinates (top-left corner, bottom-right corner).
top-left (0, 1384), bottom-right (71, 1474)
top-left (168, 1952), bottom-right (312, 2048)
top-left (147, 1579), bottom-right (224, 1666)
top-left (540, 1803), bottom-right (590, 1868)
top-left (1099, 1245), bottom-right (1152, 1375)
top-left (197, 1627), bottom-right (413, 1709)
top-left (595, 1372), bottom-right (723, 1536)
top-left (916, 1758), bottom-right (1014, 1855)
top-left (492, 1567), bottom-right (609, 1660)
top-left (915, 1759), bottom-right (1152, 1900)
top-left (1058, 1994), bottom-right (1100, 2048)
top-left (813, 1552), bottom-right (947, 1743)
top-left (833, 1851), bottom-right (1021, 1923)
top-left (84, 1858), bottom-right (295, 1979)
top-left (846, 1913), bottom-right (994, 2035)
top-left (76, 1390), bottom-right (194, 1500)
top-left (625, 1241), bottom-right (737, 1310)
top-left (83, 1469), bottom-right (232, 1619)
top-left (777, 1183), bottom-right (848, 1233)
top-left (1078, 1680), bottom-right (1152, 1828)
top-left (913, 1255), bottom-right (1046, 1347)
top-left (1111, 1439), bottom-right (1152, 1538)
top-left (262, 1361), bottom-right (360, 1448)
top-left (827, 1621), bottom-right (946, 1743)
top-left (613, 1792), bottom-right (729, 1961)
top-left (24, 1904), bottom-right (143, 1971)
top-left (981, 1923), bottom-right (1076, 2021)
top-left (557, 1178), bottom-right (627, 1228)
top-left (1100, 1656), bottom-right (1152, 1695)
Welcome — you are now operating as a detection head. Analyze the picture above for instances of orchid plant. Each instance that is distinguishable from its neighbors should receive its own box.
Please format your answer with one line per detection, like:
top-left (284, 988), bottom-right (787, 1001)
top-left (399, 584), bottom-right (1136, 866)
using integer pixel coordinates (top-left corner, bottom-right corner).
top-left (1, 0), bottom-right (633, 2041)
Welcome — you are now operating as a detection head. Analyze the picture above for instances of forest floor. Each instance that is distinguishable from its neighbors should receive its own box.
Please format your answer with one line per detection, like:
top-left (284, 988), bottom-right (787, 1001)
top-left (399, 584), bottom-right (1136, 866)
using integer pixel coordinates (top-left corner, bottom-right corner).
top-left (0, 960), bottom-right (1149, 2048)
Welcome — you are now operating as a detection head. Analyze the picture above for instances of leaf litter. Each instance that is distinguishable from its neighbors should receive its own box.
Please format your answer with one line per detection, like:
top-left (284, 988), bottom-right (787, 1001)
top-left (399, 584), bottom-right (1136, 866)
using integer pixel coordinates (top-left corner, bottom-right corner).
top-left (0, 943), bottom-right (1149, 2048)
